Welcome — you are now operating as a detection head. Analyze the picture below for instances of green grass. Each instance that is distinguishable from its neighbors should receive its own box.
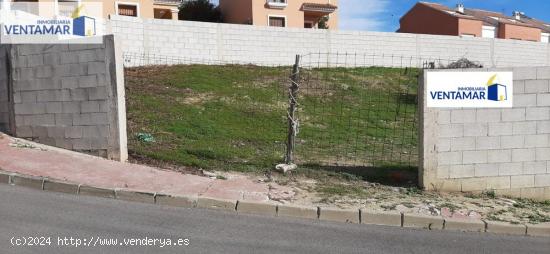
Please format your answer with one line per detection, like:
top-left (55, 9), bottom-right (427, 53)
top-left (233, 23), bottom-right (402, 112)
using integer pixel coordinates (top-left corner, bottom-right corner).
top-left (125, 64), bottom-right (419, 174)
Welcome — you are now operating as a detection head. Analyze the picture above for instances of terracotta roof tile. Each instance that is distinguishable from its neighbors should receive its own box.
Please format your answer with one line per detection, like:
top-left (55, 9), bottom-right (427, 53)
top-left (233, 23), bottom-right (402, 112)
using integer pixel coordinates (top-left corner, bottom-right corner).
top-left (419, 1), bottom-right (549, 30)
top-left (302, 3), bottom-right (338, 13)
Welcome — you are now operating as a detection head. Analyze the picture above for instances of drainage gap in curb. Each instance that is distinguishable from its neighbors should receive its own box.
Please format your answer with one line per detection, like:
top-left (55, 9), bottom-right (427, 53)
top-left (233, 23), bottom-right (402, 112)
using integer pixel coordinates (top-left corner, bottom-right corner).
top-left (316, 207), bottom-right (320, 220)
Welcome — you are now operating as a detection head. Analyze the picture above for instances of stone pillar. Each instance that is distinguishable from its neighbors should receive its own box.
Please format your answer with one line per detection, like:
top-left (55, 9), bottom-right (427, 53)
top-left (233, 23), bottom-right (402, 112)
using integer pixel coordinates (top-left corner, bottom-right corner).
top-left (171, 8), bottom-right (179, 21)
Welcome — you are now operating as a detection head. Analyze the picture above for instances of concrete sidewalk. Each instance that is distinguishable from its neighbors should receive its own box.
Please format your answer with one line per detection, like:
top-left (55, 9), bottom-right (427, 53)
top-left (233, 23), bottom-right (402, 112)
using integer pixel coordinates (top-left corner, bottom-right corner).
top-left (0, 133), bottom-right (273, 202)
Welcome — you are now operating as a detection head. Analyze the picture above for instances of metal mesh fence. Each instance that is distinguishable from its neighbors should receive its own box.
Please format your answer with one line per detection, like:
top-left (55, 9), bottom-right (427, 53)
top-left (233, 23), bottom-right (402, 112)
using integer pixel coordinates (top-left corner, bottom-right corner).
top-left (292, 53), bottom-right (425, 169)
top-left (123, 52), bottom-right (481, 173)
top-left (290, 53), bottom-right (482, 170)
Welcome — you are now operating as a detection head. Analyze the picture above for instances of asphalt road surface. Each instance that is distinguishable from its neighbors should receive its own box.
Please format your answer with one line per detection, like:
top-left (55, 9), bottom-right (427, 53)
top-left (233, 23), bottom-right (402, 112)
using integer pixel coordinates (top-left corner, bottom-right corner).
top-left (0, 184), bottom-right (548, 254)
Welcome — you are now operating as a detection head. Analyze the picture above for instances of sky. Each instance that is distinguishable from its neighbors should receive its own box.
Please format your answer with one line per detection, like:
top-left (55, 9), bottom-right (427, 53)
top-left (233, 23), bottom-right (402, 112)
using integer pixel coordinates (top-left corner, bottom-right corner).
top-left (210, 0), bottom-right (550, 32)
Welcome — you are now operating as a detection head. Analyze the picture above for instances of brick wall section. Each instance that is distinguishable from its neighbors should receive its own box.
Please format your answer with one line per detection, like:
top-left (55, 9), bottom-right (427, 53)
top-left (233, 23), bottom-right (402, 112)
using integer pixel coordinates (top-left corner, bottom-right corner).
top-left (0, 35), bottom-right (128, 162)
top-left (108, 16), bottom-right (550, 68)
top-left (420, 67), bottom-right (550, 200)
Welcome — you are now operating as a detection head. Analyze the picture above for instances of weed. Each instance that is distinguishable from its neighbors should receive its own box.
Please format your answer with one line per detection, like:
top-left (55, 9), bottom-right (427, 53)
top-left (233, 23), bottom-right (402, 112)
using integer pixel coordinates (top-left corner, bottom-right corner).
top-left (439, 202), bottom-right (460, 213)
top-left (401, 202), bottom-right (416, 208)
top-left (525, 212), bottom-right (550, 224)
top-left (482, 189), bottom-right (496, 199)
top-left (405, 187), bottom-right (422, 196)
top-left (381, 204), bottom-right (398, 210)
top-left (486, 209), bottom-right (508, 222)
top-left (464, 192), bottom-right (481, 199)
top-left (340, 172), bottom-right (360, 181)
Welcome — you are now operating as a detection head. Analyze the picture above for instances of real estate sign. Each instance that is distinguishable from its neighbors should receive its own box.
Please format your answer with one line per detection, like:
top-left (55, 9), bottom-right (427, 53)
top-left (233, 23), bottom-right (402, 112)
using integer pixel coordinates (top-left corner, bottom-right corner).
top-left (427, 72), bottom-right (513, 108)
top-left (0, 2), bottom-right (103, 44)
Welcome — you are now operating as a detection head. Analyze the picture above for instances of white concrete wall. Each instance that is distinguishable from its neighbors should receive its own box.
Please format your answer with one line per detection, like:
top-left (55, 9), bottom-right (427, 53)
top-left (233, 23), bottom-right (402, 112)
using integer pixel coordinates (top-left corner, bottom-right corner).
top-left (109, 16), bottom-right (550, 67)
top-left (420, 67), bottom-right (550, 200)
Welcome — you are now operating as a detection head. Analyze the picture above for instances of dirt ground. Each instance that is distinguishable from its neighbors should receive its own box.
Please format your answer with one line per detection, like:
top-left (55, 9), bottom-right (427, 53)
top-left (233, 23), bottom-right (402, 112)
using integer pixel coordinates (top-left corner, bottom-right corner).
top-left (211, 170), bottom-right (550, 225)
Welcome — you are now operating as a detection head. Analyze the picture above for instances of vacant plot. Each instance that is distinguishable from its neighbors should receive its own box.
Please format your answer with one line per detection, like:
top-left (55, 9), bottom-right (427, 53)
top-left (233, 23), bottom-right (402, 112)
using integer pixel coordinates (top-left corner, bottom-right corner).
top-left (125, 64), bottom-right (419, 176)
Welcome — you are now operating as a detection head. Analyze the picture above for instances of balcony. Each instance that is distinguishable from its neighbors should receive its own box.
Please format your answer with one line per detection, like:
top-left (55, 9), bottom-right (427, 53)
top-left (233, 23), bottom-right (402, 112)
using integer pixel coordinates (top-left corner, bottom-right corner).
top-left (301, 3), bottom-right (338, 14)
top-left (154, 0), bottom-right (184, 6)
top-left (266, 0), bottom-right (288, 9)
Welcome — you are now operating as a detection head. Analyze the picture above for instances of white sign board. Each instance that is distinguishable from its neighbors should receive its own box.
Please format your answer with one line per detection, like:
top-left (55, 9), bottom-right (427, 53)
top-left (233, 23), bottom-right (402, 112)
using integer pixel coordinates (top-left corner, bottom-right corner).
top-left (427, 72), bottom-right (513, 108)
top-left (0, 2), bottom-right (104, 44)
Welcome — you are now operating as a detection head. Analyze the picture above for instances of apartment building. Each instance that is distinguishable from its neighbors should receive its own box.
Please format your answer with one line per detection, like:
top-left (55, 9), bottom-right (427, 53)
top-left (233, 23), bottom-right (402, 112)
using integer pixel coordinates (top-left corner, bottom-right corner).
top-left (219, 0), bottom-right (338, 29)
top-left (1, 0), bottom-right (182, 20)
top-left (399, 2), bottom-right (550, 42)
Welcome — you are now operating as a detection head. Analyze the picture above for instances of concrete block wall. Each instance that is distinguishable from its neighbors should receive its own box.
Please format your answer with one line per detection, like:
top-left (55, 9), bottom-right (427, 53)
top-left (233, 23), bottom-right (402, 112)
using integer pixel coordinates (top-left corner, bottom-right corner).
top-left (109, 16), bottom-right (550, 68)
top-left (0, 46), bottom-right (10, 133)
top-left (0, 35), bottom-right (128, 161)
top-left (420, 67), bottom-right (550, 200)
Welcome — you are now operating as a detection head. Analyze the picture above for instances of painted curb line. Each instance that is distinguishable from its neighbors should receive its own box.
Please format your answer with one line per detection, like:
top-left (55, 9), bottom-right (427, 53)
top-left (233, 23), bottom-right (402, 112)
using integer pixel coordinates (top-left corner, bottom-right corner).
top-left (1, 171), bottom-right (549, 238)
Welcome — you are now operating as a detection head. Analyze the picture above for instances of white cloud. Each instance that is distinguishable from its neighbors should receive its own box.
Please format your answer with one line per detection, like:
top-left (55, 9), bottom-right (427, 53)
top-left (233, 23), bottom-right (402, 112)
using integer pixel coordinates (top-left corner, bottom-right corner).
top-left (338, 0), bottom-right (390, 31)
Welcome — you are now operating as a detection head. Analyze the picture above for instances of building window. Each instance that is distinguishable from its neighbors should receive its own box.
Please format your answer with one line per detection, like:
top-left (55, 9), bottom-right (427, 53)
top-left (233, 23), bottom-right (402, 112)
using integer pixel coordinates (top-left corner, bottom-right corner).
top-left (154, 8), bottom-right (172, 19)
top-left (266, 0), bottom-right (288, 9)
top-left (542, 33), bottom-right (549, 43)
top-left (268, 16), bottom-right (286, 27)
top-left (57, 0), bottom-right (81, 17)
top-left (116, 2), bottom-right (139, 17)
top-left (304, 22), bottom-right (313, 29)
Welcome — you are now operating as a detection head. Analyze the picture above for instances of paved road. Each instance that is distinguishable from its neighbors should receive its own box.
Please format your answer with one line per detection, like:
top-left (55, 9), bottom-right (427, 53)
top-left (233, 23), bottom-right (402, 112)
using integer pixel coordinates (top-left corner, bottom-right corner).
top-left (0, 184), bottom-right (548, 254)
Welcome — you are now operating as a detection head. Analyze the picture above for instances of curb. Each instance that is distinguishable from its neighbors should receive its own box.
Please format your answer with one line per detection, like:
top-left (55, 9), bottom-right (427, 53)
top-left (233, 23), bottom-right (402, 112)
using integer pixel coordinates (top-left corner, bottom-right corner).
top-left (11, 174), bottom-right (44, 190)
top-left (43, 179), bottom-right (79, 194)
top-left (526, 223), bottom-right (550, 237)
top-left (361, 210), bottom-right (402, 227)
top-left (1, 171), bottom-right (549, 238)
top-left (78, 185), bottom-right (116, 199)
top-left (0, 171), bottom-right (10, 184)
top-left (403, 213), bottom-right (444, 230)
top-left (318, 208), bottom-right (360, 223)
top-left (443, 218), bottom-right (486, 232)
top-left (237, 201), bottom-right (277, 216)
top-left (277, 204), bottom-right (319, 220)
top-left (116, 190), bottom-right (155, 204)
top-left (197, 197), bottom-right (237, 212)
top-left (485, 221), bottom-right (527, 236)
top-left (155, 194), bottom-right (196, 208)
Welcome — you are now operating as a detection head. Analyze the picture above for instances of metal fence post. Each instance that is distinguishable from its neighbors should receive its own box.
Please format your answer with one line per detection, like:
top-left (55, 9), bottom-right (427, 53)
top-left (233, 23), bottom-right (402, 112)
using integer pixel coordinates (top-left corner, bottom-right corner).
top-left (285, 55), bottom-right (300, 164)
